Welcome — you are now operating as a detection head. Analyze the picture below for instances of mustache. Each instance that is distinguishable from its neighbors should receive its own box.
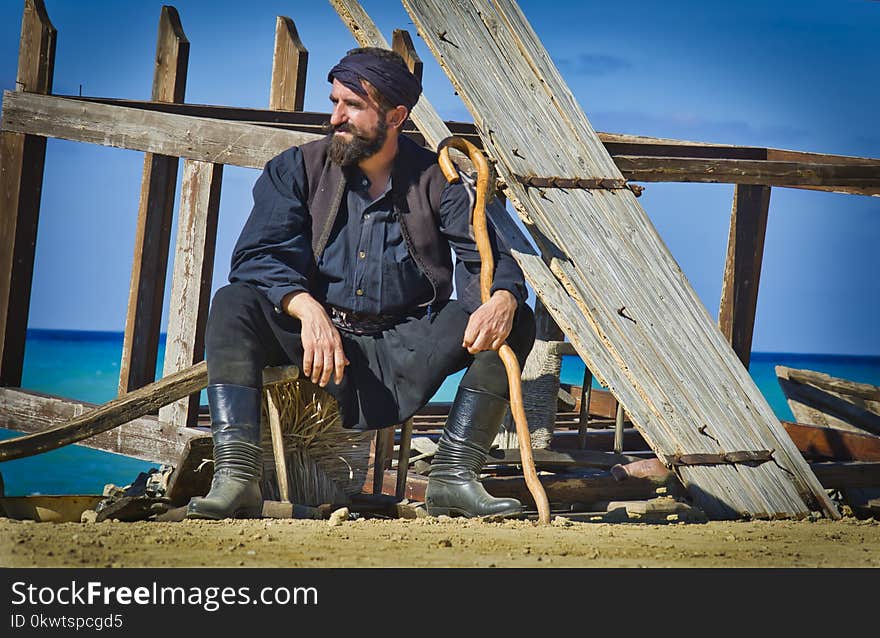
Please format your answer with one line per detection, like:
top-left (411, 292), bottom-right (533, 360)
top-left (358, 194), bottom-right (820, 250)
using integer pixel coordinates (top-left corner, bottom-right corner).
top-left (322, 121), bottom-right (355, 135)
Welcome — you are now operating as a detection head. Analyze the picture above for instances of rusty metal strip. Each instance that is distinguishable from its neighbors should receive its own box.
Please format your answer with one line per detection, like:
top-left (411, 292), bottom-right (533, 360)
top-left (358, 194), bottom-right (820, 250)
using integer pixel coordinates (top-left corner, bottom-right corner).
top-left (664, 449), bottom-right (776, 467)
top-left (511, 174), bottom-right (644, 196)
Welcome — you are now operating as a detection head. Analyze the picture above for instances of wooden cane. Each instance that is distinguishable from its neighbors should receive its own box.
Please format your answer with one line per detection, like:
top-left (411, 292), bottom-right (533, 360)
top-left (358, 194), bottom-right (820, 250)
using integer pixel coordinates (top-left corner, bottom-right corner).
top-left (437, 136), bottom-right (551, 524)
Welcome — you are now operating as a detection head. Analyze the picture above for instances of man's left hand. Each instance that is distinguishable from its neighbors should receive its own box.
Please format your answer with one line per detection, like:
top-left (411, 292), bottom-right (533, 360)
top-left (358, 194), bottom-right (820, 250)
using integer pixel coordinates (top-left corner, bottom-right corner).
top-left (462, 290), bottom-right (517, 354)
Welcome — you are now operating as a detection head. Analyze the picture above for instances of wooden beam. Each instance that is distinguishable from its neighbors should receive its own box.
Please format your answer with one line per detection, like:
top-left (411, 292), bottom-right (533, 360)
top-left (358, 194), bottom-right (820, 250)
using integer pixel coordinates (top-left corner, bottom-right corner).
top-left (809, 462), bottom-right (880, 490)
top-left (270, 17), bottom-right (308, 112)
top-left (158, 160), bottom-right (222, 428)
top-left (0, 386), bottom-right (205, 465)
top-left (777, 365), bottom-right (880, 436)
top-left (0, 361), bottom-right (207, 462)
top-left (781, 420), bottom-right (880, 462)
top-left (484, 472), bottom-right (684, 507)
top-left (1, 91), bottom-right (318, 170)
top-left (0, 0), bottom-right (55, 387)
top-left (615, 156), bottom-right (880, 188)
top-left (119, 6), bottom-right (189, 394)
top-left (786, 368), bottom-right (880, 402)
top-left (551, 428), bottom-right (649, 451)
top-left (718, 184), bottom-right (771, 368)
top-left (391, 29), bottom-right (423, 81)
top-left (374, 469), bottom-right (681, 505)
top-left (5, 91), bottom-right (878, 196)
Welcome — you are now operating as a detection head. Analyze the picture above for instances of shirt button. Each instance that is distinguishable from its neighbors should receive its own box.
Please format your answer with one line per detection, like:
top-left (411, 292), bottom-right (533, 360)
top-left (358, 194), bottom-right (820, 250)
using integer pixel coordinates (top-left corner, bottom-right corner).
top-left (356, 289), bottom-right (364, 296)
top-left (359, 251), bottom-right (366, 259)
top-left (364, 214), bottom-right (370, 220)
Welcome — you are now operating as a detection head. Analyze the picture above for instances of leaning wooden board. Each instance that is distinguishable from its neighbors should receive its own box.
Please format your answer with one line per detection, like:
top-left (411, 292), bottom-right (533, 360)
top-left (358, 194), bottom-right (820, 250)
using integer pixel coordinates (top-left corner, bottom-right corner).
top-left (401, 0), bottom-right (837, 519)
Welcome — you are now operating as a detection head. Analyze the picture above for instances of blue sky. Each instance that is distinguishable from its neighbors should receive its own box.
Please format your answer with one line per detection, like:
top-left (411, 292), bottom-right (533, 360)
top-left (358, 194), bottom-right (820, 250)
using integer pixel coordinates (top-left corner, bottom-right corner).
top-left (1, 0), bottom-right (878, 355)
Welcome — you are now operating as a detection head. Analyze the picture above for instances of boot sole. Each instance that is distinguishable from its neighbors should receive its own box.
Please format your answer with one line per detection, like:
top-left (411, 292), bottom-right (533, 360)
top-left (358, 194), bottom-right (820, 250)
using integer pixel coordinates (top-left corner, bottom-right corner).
top-left (426, 505), bottom-right (523, 519)
top-left (185, 505), bottom-right (263, 520)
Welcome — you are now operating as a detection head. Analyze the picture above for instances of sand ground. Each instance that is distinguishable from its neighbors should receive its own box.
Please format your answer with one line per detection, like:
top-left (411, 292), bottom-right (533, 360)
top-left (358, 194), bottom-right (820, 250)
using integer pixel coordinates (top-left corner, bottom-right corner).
top-left (2, 514), bottom-right (879, 568)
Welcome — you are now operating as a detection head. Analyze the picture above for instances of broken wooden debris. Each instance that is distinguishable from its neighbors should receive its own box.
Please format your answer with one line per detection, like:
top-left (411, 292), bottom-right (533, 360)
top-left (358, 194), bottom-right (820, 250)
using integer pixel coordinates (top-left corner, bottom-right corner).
top-left (777, 365), bottom-right (880, 436)
top-left (781, 421), bottom-right (880, 462)
top-left (165, 434), bottom-right (214, 506)
top-left (0, 361), bottom-right (207, 462)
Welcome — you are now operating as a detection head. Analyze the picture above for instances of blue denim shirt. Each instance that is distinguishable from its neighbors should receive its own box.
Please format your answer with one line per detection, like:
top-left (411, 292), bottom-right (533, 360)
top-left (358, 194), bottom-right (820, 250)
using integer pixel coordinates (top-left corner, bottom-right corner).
top-left (229, 145), bottom-right (527, 316)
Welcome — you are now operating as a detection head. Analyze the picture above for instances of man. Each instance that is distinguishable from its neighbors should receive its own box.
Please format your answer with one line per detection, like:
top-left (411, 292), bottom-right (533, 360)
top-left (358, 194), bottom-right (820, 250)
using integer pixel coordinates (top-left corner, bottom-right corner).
top-left (186, 47), bottom-right (535, 520)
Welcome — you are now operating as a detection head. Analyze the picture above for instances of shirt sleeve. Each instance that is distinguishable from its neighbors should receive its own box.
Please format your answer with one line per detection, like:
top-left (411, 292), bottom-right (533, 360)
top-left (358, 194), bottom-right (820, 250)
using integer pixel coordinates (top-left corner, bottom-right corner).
top-left (437, 179), bottom-right (528, 311)
top-left (229, 146), bottom-right (313, 310)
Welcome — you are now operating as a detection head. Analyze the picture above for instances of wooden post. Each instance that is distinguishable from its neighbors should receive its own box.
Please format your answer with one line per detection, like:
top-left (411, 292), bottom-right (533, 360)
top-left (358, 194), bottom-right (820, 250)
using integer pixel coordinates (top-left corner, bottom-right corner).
top-left (158, 160), bottom-right (221, 428)
top-left (395, 417), bottom-right (414, 501)
top-left (0, 0), bottom-right (56, 387)
top-left (391, 30), bottom-right (423, 81)
top-left (269, 17), bottom-right (308, 112)
top-left (577, 368), bottom-right (593, 449)
top-left (372, 427), bottom-right (395, 495)
top-left (118, 7), bottom-right (188, 394)
top-left (265, 388), bottom-right (290, 503)
top-left (718, 184), bottom-right (771, 368)
top-left (614, 401), bottom-right (625, 454)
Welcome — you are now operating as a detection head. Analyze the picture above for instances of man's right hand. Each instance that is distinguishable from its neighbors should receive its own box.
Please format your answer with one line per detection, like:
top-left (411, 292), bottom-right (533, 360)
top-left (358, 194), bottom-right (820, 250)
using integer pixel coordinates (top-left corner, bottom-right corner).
top-left (281, 292), bottom-right (349, 387)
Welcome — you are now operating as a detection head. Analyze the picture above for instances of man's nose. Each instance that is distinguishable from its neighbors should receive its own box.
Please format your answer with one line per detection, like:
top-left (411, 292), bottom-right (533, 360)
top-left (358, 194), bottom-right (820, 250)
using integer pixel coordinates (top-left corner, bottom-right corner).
top-left (330, 103), bottom-right (346, 126)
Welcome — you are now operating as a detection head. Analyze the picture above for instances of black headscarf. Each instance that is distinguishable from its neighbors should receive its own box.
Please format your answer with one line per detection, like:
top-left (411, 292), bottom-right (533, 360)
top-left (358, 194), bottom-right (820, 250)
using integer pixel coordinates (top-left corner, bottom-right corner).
top-left (328, 50), bottom-right (422, 111)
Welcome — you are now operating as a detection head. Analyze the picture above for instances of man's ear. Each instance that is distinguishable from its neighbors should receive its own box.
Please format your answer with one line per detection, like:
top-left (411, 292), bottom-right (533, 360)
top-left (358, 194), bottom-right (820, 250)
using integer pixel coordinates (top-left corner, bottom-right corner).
top-left (387, 105), bottom-right (409, 130)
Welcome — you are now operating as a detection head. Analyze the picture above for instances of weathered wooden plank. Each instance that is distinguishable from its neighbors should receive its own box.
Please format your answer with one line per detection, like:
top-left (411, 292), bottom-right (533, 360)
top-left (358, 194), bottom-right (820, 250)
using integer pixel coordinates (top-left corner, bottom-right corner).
top-left (270, 16), bottom-right (308, 112)
top-left (159, 160), bottom-right (222, 428)
top-left (119, 6), bottom-right (189, 394)
top-left (403, 0), bottom-right (837, 519)
top-left (392, 29), bottom-right (423, 81)
top-left (48, 96), bottom-right (482, 149)
top-left (0, 361), bottom-right (208, 461)
top-left (4, 90), bottom-right (877, 195)
top-left (615, 156), bottom-right (880, 187)
top-left (0, 0), bottom-right (55, 387)
top-left (0, 90), bottom-right (319, 170)
top-left (718, 184), bottom-right (771, 367)
top-left (777, 366), bottom-right (880, 436)
top-left (809, 462), bottom-right (880, 490)
top-left (0, 387), bottom-right (204, 465)
top-left (781, 420), bottom-right (880, 462)
top-left (787, 368), bottom-right (880, 402)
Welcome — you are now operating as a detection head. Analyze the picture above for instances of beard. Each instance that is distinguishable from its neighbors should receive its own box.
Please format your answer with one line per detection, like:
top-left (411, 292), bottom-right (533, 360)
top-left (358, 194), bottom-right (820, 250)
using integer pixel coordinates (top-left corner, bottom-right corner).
top-left (326, 117), bottom-right (388, 167)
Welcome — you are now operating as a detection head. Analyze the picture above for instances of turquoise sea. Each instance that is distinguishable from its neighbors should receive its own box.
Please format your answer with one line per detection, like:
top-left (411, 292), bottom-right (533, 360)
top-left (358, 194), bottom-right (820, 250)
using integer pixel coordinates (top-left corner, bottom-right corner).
top-left (2, 329), bottom-right (880, 496)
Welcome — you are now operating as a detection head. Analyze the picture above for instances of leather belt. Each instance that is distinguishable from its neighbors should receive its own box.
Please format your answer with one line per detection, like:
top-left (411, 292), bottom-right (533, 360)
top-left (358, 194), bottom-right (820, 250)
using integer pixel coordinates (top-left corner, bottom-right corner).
top-left (328, 306), bottom-right (400, 335)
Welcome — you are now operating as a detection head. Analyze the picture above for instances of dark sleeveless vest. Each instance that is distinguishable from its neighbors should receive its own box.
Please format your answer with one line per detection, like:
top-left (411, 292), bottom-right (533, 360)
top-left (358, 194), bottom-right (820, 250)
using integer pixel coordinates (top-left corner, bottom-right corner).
top-left (299, 134), bottom-right (453, 307)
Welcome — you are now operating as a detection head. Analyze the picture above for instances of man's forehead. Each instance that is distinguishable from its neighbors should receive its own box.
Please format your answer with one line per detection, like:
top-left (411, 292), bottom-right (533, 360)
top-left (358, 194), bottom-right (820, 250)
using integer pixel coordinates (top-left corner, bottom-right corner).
top-left (330, 78), bottom-right (374, 105)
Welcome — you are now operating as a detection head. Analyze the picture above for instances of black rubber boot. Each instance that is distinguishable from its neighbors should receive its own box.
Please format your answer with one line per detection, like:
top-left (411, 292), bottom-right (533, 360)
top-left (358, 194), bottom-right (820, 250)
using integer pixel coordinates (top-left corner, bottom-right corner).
top-left (426, 387), bottom-right (523, 518)
top-left (186, 384), bottom-right (264, 520)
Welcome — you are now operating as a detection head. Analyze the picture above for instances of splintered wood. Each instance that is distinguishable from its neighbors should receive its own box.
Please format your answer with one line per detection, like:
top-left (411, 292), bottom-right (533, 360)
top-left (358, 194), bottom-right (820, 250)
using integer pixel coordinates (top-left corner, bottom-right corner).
top-left (400, 0), bottom-right (838, 519)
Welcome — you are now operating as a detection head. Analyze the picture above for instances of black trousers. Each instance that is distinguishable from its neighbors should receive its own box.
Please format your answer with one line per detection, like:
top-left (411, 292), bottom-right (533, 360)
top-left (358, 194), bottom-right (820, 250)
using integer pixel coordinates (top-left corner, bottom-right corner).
top-left (205, 283), bottom-right (536, 430)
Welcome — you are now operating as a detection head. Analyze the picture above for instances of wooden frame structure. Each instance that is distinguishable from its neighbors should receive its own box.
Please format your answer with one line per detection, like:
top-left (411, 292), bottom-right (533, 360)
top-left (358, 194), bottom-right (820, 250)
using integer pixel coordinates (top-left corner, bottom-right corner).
top-left (1, 1), bottom-right (878, 515)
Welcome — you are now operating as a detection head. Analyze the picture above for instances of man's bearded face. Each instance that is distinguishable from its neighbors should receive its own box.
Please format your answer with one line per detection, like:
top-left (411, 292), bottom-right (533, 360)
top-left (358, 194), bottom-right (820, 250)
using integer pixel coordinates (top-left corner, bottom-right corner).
top-left (327, 114), bottom-right (388, 167)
